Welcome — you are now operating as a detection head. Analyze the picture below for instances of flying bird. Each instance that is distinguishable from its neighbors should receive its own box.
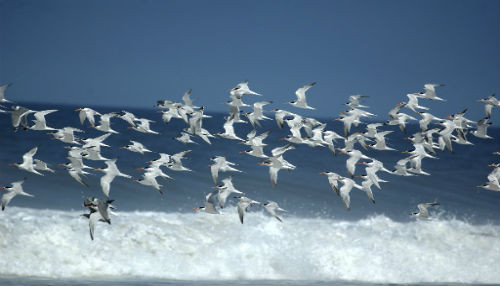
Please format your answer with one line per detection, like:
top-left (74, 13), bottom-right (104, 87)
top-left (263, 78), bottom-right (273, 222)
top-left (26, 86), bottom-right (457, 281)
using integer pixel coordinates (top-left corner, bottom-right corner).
top-left (0, 178), bottom-right (33, 211)
top-left (285, 82), bottom-right (316, 109)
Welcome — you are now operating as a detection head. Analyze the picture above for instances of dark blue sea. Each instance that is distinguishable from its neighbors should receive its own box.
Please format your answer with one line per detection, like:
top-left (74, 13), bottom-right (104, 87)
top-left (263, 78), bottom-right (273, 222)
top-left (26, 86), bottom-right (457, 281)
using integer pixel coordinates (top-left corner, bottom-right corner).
top-left (0, 102), bottom-right (499, 285)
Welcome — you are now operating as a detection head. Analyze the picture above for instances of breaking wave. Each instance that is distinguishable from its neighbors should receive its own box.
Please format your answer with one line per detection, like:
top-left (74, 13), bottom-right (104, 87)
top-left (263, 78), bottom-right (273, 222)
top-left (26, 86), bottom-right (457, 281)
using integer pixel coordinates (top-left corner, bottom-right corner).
top-left (0, 207), bottom-right (499, 284)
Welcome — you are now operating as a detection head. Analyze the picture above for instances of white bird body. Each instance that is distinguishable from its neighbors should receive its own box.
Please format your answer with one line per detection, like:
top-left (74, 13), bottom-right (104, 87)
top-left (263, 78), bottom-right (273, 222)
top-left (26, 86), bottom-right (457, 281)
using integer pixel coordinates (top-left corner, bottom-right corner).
top-left (59, 157), bottom-right (90, 187)
top-left (85, 211), bottom-right (105, 240)
top-left (335, 114), bottom-right (360, 137)
top-left (346, 94), bottom-right (369, 108)
top-left (364, 123), bottom-right (383, 138)
top-left (0, 179), bottom-right (34, 210)
top-left (437, 120), bottom-right (456, 153)
top-left (243, 101), bottom-right (272, 128)
top-left (134, 172), bottom-right (163, 194)
top-left (241, 145), bottom-right (268, 158)
top-left (263, 201), bottom-right (286, 222)
top-left (94, 113), bottom-right (119, 134)
top-left (215, 114), bottom-right (244, 141)
top-left (323, 131), bottom-right (344, 155)
top-left (271, 109), bottom-right (296, 129)
top-left (471, 117), bottom-right (493, 139)
top-left (341, 107), bottom-right (375, 119)
top-left (215, 177), bottom-right (244, 209)
top-left (241, 130), bottom-right (270, 147)
top-left (175, 132), bottom-right (197, 144)
top-left (139, 162), bottom-right (173, 180)
top-left (478, 94), bottom-right (500, 118)
top-left (76, 107), bottom-right (101, 127)
top-left (408, 155), bottom-right (431, 176)
top-left (320, 171), bottom-right (342, 195)
top-left (418, 84), bottom-right (445, 101)
top-left (271, 144), bottom-right (296, 157)
top-left (166, 150), bottom-right (192, 171)
top-left (477, 181), bottom-right (500, 192)
top-left (97, 159), bottom-right (131, 198)
top-left (369, 130), bottom-right (395, 151)
top-left (411, 202), bottom-right (440, 219)
top-left (195, 190), bottom-right (220, 214)
top-left (33, 159), bottom-right (55, 173)
top-left (336, 177), bottom-right (364, 211)
top-left (10, 105), bottom-right (36, 131)
top-left (121, 140), bottom-right (152, 154)
top-left (360, 160), bottom-right (390, 190)
top-left (11, 146), bottom-right (43, 175)
top-left (29, 109), bottom-right (58, 130)
top-left (130, 118), bottom-right (158, 134)
top-left (114, 110), bottom-right (139, 126)
top-left (258, 155), bottom-right (295, 188)
top-left (81, 146), bottom-right (109, 161)
top-left (286, 82), bottom-right (316, 109)
top-left (0, 83), bottom-right (12, 103)
top-left (418, 112), bottom-right (443, 132)
top-left (230, 80), bottom-right (262, 97)
top-left (209, 156), bottom-right (241, 184)
top-left (359, 176), bottom-right (376, 204)
top-left (81, 133), bottom-right (112, 149)
top-left (344, 149), bottom-right (370, 178)
top-left (235, 196), bottom-right (260, 224)
top-left (158, 107), bottom-right (182, 123)
top-left (392, 156), bottom-right (417, 176)
top-left (51, 127), bottom-right (84, 144)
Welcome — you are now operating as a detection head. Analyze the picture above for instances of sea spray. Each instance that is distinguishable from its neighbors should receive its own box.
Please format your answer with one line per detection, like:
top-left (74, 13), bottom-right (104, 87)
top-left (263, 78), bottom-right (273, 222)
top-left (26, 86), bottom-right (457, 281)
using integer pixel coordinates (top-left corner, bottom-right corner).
top-left (0, 207), bottom-right (498, 284)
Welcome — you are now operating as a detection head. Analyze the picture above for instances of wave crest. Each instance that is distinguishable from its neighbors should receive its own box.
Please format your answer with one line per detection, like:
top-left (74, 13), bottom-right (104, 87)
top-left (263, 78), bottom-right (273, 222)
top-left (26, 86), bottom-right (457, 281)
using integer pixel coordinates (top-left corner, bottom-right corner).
top-left (0, 207), bottom-right (499, 283)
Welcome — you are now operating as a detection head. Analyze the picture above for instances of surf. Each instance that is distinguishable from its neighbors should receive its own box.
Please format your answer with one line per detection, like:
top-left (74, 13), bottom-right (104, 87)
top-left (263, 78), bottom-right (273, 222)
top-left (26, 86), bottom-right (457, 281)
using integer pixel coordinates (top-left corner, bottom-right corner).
top-left (0, 207), bottom-right (498, 284)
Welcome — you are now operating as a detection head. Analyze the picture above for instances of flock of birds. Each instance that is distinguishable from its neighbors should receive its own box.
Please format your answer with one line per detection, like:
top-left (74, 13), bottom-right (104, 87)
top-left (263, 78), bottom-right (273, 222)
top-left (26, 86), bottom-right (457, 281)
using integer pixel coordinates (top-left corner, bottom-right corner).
top-left (0, 80), bottom-right (499, 240)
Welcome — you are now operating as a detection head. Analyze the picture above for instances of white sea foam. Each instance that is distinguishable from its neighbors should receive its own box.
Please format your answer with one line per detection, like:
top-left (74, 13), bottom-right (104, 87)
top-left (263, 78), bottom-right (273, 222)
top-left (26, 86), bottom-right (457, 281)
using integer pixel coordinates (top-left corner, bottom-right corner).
top-left (0, 207), bottom-right (498, 283)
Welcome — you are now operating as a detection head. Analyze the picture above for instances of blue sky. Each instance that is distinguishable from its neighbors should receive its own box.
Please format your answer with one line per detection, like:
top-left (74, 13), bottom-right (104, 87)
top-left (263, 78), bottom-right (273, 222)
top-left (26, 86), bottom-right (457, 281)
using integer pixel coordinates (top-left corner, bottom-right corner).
top-left (0, 0), bottom-right (498, 122)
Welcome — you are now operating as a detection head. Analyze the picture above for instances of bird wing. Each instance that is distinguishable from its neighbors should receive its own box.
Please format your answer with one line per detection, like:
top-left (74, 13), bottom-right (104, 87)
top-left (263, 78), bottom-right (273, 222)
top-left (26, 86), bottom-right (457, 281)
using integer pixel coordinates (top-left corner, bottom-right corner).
top-left (34, 109), bottom-right (57, 122)
top-left (210, 164), bottom-right (220, 184)
top-left (237, 203), bottom-right (246, 224)
top-left (23, 146), bottom-right (38, 165)
top-left (69, 169), bottom-right (89, 187)
top-left (182, 89), bottom-right (194, 106)
top-left (269, 166), bottom-right (279, 188)
top-left (295, 82), bottom-right (316, 104)
top-left (340, 188), bottom-right (351, 211)
top-left (1, 191), bottom-right (17, 211)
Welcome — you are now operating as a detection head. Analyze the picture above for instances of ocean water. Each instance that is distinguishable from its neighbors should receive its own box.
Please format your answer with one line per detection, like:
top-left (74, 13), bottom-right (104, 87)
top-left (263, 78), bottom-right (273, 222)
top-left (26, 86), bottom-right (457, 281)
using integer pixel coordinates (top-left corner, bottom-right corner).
top-left (0, 102), bottom-right (499, 285)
